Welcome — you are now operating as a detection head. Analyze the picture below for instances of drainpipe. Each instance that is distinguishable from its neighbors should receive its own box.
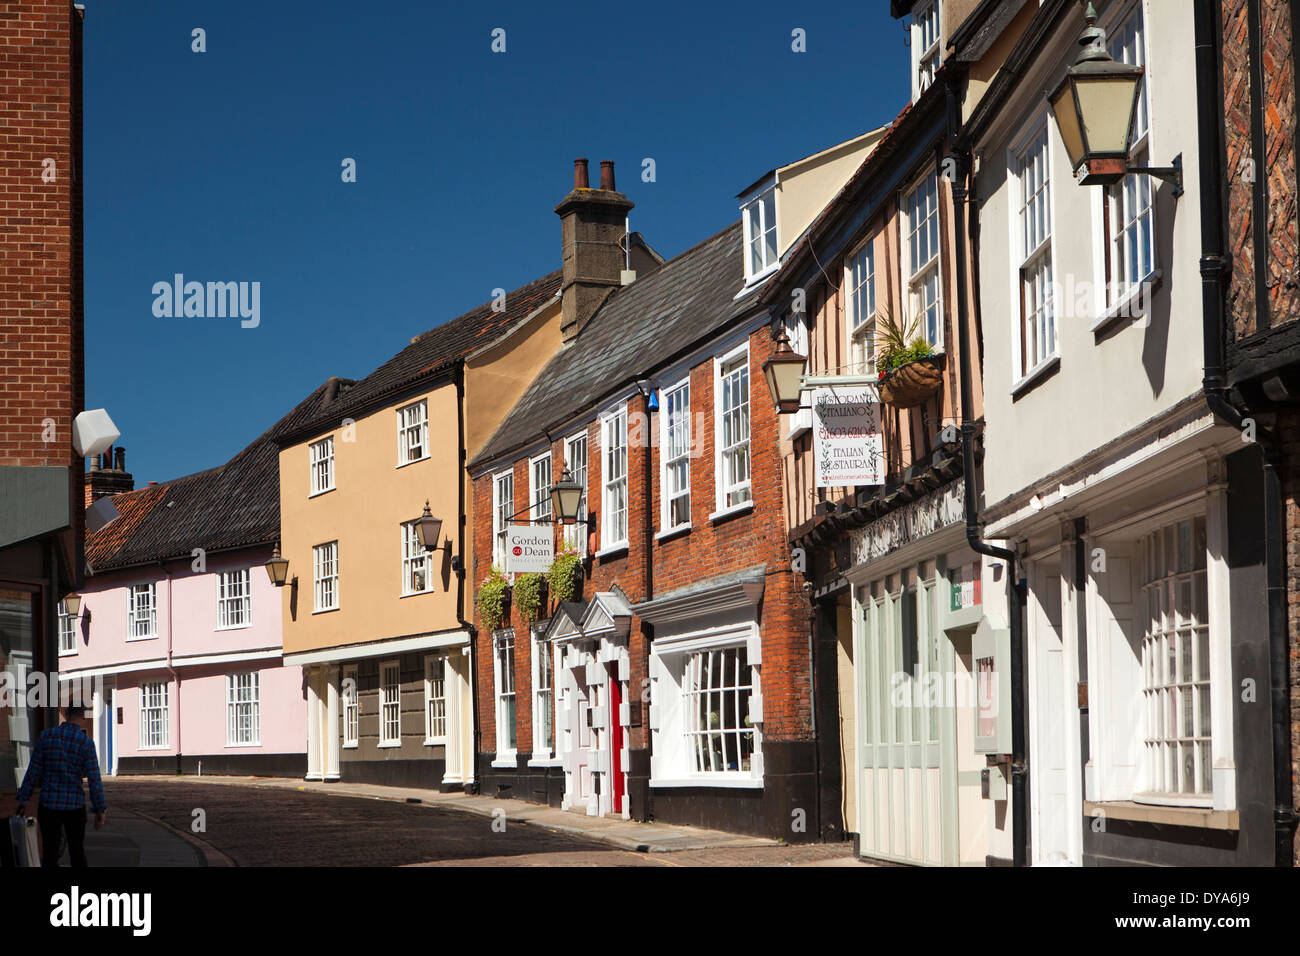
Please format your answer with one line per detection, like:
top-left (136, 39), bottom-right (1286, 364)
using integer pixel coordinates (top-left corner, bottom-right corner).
top-left (1192, 0), bottom-right (1296, 865)
top-left (948, 76), bottom-right (1027, 867)
top-left (455, 362), bottom-right (479, 792)
top-left (158, 560), bottom-right (181, 775)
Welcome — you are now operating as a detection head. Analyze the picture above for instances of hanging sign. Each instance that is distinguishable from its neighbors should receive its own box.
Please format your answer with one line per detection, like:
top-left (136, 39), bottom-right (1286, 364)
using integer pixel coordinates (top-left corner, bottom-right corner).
top-left (812, 386), bottom-right (885, 488)
top-left (506, 524), bottom-right (553, 574)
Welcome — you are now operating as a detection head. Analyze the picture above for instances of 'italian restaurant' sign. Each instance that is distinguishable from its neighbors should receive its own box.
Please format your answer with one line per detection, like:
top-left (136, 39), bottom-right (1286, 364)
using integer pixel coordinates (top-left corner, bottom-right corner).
top-left (506, 524), bottom-right (554, 574)
top-left (812, 386), bottom-right (884, 488)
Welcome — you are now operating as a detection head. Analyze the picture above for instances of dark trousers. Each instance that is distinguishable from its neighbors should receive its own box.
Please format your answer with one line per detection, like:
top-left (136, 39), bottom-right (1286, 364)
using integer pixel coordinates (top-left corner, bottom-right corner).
top-left (37, 806), bottom-right (87, 868)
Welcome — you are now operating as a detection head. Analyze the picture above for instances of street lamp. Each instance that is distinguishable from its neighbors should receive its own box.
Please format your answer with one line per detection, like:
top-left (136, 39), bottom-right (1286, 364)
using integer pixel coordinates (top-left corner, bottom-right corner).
top-left (62, 593), bottom-right (81, 617)
top-left (264, 541), bottom-right (291, 587)
top-left (415, 500), bottom-right (445, 552)
top-left (1048, 2), bottom-right (1182, 194)
top-left (550, 469), bottom-right (585, 524)
top-left (762, 331), bottom-right (807, 414)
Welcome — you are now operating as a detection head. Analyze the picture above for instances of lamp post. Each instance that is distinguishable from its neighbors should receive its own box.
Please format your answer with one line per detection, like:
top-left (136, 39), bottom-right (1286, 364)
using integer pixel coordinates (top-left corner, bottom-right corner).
top-left (62, 593), bottom-right (81, 617)
top-left (264, 541), bottom-right (290, 587)
top-left (762, 331), bottom-right (807, 414)
top-left (1048, 2), bottom-right (1182, 194)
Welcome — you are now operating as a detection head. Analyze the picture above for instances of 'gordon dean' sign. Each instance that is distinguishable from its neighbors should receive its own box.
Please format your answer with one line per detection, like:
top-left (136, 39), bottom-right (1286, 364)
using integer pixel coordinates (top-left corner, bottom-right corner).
top-left (813, 386), bottom-right (885, 488)
top-left (506, 524), bottom-right (554, 574)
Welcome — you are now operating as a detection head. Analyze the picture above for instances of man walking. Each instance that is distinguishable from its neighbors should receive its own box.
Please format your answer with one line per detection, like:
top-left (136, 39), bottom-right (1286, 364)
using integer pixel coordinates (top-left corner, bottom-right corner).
top-left (14, 704), bottom-right (107, 867)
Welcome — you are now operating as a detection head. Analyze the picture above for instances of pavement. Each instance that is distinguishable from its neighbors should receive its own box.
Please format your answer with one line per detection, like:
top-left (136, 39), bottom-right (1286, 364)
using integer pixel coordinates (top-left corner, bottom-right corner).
top-left (78, 808), bottom-right (207, 866)
top-left (91, 775), bottom-right (867, 867)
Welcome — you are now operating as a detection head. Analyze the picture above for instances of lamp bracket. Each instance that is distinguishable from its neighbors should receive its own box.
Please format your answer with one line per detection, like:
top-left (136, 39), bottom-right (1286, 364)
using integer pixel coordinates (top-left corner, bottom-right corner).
top-left (1128, 153), bottom-right (1183, 198)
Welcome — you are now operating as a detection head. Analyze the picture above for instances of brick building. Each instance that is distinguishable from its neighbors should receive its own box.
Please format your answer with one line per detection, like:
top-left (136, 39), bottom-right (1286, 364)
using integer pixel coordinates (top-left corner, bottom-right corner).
top-left (1216, 0), bottom-right (1300, 866)
top-left (0, 0), bottom-right (86, 838)
top-left (467, 162), bottom-right (816, 839)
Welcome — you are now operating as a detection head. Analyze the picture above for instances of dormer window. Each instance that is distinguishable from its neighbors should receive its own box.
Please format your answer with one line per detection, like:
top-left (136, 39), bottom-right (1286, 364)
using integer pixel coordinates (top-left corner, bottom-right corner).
top-left (911, 0), bottom-right (941, 100)
top-left (742, 186), bottom-right (778, 282)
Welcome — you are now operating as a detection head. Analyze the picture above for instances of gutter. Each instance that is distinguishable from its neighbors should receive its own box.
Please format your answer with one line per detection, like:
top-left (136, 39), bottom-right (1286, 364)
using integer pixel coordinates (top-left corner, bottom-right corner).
top-left (1192, 0), bottom-right (1296, 866)
top-left (455, 361), bottom-right (479, 793)
top-left (947, 74), bottom-right (1028, 867)
top-left (158, 559), bottom-right (181, 775)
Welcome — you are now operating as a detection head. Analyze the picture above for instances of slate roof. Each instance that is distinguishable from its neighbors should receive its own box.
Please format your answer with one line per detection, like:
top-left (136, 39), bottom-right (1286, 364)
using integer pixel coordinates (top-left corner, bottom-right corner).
top-left (471, 222), bottom-right (748, 469)
top-left (279, 270), bottom-right (564, 445)
top-left (87, 380), bottom-right (346, 573)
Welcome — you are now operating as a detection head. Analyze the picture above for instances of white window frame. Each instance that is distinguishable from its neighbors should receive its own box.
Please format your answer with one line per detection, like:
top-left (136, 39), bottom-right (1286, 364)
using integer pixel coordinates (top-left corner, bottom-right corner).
top-left (342, 664), bottom-right (359, 749)
top-left (492, 469), bottom-right (514, 570)
top-left (424, 655), bottom-right (448, 745)
top-left (660, 377), bottom-right (692, 533)
top-left (309, 435), bottom-right (335, 496)
top-left (396, 399), bottom-right (429, 466)
top-left (1010, 119), bottom-right (1057, 383)
top-left (741, 185), bottom-right (779, 283)
top-left (562, 431), bottom-right (589, 554)
top-left (530, 451), bottom-right (552, 523)
top-left (313, 541), bottom-right (339, 613)
top-left (911, 0), bottom-right (942, 101)
top-left (379, 660), bottom-right (402, 747)
top-left (225, 672), bottom-right (261, 747)
top-left (532, 629), bottom-right (554, 758)
top-left (139, 681), bottom-right (169, 750)
top-left (649, 624), bottom-right (763, 788)
top-left (127, 582), bottom-right (157, 640)
top-left (400, 520), bottom-right (432, 596)
top-left (901, 170), bottom-right (944, 351)
top-left (57, 599), bottom-right (76, 655)
top-left (493, 628), bottom-right (517, 762)
top-left (713, 345), bottom-right (753, 517)
top-left (600, 405), bottom-right (629, 552)
top-left (216, 567), bottom-right (252, 630)
top-left (845, 233), bottom-right (878, 376)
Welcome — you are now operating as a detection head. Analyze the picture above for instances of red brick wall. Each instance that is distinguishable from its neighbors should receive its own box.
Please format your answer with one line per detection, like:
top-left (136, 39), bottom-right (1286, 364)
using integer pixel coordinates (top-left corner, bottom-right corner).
top-left (0, 1), bottom-right (83, 472)
top-left (471, 323), bottom-right (812, 757)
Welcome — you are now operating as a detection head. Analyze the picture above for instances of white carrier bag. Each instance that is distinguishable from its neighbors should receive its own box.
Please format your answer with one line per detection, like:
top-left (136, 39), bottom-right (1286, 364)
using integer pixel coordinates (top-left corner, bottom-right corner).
top-left (8, 815), bottom-right (41, 867)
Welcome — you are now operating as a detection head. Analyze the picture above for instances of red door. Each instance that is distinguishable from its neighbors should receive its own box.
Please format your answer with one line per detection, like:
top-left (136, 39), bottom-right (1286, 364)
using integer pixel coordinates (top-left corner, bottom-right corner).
top-left (609, 665), bottom-right (624, 814)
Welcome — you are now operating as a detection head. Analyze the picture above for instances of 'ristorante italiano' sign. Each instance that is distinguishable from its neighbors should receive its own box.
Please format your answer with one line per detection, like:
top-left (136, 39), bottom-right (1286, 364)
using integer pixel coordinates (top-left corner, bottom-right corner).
top-left (812, 386), bottom-right (885, 488)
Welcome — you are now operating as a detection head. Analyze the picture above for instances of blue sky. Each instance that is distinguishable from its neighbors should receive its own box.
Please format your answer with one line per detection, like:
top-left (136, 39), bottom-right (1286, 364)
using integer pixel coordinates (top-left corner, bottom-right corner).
top-left (83, 1), bottom-right (909, 484)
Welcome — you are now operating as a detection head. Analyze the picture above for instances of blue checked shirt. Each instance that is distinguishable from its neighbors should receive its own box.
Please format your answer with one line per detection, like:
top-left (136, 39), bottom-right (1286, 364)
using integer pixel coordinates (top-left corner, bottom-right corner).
top-left (16, 721), bottom-right (106, 813)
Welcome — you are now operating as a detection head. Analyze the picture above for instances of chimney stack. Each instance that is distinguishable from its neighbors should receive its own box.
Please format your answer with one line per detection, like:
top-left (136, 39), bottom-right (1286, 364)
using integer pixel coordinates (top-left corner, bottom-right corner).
top-left (84, 444), bottom-right (134, 508)
top-left (555, 158), bottom-right (633, 343)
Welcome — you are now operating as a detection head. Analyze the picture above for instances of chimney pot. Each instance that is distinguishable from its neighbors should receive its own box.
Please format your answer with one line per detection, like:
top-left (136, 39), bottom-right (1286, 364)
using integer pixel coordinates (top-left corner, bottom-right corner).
top-left (574, 158), bottom-right (590, 190)
top-left (600, 160), bottom-right (615, 191)
top-left (114, 447), bottom-right (125, 471)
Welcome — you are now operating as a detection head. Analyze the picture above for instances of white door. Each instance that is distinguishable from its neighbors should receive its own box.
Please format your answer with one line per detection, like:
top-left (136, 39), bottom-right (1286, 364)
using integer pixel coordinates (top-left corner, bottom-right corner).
top-left (1028, 561), bottom-right (1079, 865)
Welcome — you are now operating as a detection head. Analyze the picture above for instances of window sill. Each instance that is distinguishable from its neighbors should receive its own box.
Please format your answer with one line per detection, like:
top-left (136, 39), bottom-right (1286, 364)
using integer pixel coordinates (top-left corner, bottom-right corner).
top-left (595, 543), bottom-right (629, 560)
top-left (395, 455), bottom-right (430, 470)
top-left (224, 742), bottom-right (262, 749)
top-left (399, 590), bottom-right (434, 599)
top-left (734, 267), bottom-right (778, 300)
top-left (215, 624), bottom-right (251, 632)
top-left (650, 776), bottom-right (763, 790)
top-left (490, 752), bottom-right (518, 769)
top-left (655, 524), bottom-right (691, 543)
top-left (308, 487), bottom-right (335, 499)
top-left (527, 756), bottom-right (562, 768)
top-left (1083, 799), bottom-right (1238, 831)
top-left (423, 737), bottom-right (447, 748)
top-left (1090, 269), bottom-right (1163, 335)
top-left (312, 606), bottom-right (340, 615)
top-left (708, 501), bottom-right (754, 524)
top-left (138, 745), bottom-right (171, 752)
top-left (125, 635), bottom-right (158, 642)
top-left (58, 649), bottom-right (77, 657)
top-left (377, 741), bottom-right (402, 749)
top-left (342, 743), bottom-right (358, 750)
top-left (1010, 355), bottom-right (1060, 401)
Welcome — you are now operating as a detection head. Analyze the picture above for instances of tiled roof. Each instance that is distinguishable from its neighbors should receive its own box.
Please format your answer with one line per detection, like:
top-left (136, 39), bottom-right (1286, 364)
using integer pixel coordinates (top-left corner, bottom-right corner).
top-left (87, 380), bottom-right (346, 573)
top-left (471, 222), bottom-right (747, 469)
top-left (280, 270), bottom-right (564, 444)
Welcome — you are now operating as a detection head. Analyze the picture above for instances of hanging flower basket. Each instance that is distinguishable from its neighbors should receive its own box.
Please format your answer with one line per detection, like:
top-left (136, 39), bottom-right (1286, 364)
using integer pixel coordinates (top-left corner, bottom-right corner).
top-left (879, 356), bottom-right (943, 407)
